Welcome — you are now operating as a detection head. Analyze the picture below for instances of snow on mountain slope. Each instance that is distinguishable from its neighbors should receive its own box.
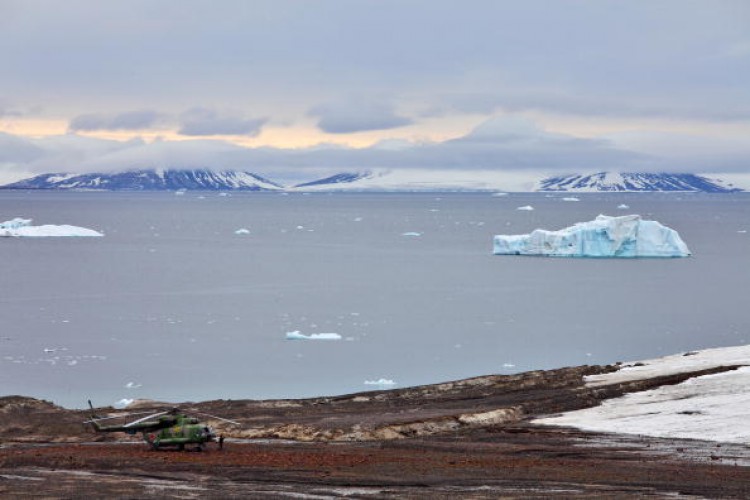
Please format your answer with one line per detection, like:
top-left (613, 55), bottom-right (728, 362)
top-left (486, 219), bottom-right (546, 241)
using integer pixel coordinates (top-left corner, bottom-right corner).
top-left (290, 169), bottom-right (537, 192)
top-left (2, 169), bottom-right (282, 191)
top-left (537, 172), bottom-right (742, 192)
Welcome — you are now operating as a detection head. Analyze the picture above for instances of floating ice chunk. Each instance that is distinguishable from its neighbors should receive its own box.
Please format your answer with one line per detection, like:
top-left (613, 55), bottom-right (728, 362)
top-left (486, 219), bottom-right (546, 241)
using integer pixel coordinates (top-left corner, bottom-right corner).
top-left (67, 360), bottom-right (78, 366)
top-left (516, 205), bottom-right (534, 211)
top-left (234, 228), bottom-right (250, 235)
top-left (364, 378), bottom-right (396, 387)
top-left (491, 192), bottom-right (508, 197)
top-left (617, 204), bottom-right (630, 209)
top-left (0, 217), bottom-right (31, 229)
top-left (125, 381), bottom-right (142, 389)
top-left (502, 363), bottom-right (516, 368)
top-left (401, 232), bottom-right (422, 237)
top-left (285, 331), bottom-right (342, 341)
top-left (738, 230), bottom-right (747, 234)
top-left (0, 217), bottom-right (103, 237)
top-left (562, 197), bottom-right (580, 202)
top-left (114, 398), bottom-right (134, 408)
top-left (353, 217), bottom-right (363, 222)
top-left (493, 214), bottom-right (691, 258)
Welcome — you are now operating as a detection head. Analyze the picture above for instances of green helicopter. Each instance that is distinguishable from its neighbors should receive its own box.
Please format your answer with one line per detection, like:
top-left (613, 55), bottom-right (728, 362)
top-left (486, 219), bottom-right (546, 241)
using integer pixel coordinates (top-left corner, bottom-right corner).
top-left (85, 400), bottom-right (238, 450)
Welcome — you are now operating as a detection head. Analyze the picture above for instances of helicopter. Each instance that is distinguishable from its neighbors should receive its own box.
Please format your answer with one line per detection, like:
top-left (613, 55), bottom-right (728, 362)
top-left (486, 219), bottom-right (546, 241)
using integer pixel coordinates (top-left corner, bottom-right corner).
top-left (85, 400), bottom-right (239, 451)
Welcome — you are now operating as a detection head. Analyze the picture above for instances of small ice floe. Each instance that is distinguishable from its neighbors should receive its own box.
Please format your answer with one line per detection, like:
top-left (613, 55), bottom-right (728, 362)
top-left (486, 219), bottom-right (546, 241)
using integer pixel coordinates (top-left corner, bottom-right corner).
top-left (353, 217), bottom-right (363, 222)
top-left (125, 381), bottom-right (142, 389)
top-left (174, 190), bottom-right (186, 196)
top-left (285, 331), bottom-right (342, 341)
top-left (67, 360), bottom-right (78, 366)
top-left (562, 197), bottom-right (580, 202)
top-left (738, 230), bottom-right (747, 234)
top-left (401, 232), bottom-right (422, 237)
top-left (364, 378), bottom-right (396, 387)
top-left (491, 192), bottom-right (508, 197)
top-left (234, 228), bottom-right (250, 235)
top-left (617, 204), bottom-right (630, 209)
top-left (218, 192), bottom-right (229, 197)
top-left (43, 348), bottom-right (57, 353)
top-left (114, 398), bottom-right (134, 409)
top-left (0, 217), bottom-right (103, 237)
top-left (502, 363), bottom-right (516, 368)
top-left (516, 205), bottom-right (534, 211)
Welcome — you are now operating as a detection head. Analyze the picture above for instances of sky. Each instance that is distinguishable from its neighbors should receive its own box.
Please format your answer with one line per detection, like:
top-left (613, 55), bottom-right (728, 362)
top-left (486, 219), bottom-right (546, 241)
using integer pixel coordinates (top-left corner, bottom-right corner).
top-left (0, 0), bottom-right (749, 184)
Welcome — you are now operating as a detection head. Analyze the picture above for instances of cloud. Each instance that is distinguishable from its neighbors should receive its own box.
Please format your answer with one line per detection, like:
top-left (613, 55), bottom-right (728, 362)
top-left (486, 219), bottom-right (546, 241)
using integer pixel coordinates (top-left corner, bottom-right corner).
top-left (309, 99), bottom-right (413, 134)
top-left (68, 110), bottom-right (162, 132)
top-left (2, 2), bottom-right (747, 128)
top-left (1, 116), bottom-right (749, 186)
top-left (0, 132), bottom-right (45, 163)
top-left (177, 108), bottom-right (267, 136)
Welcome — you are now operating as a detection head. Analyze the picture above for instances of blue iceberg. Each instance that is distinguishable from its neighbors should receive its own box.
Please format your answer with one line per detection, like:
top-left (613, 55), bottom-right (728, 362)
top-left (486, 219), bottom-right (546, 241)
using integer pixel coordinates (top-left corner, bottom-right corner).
top-left (493, 214), bottom-right (691, 258)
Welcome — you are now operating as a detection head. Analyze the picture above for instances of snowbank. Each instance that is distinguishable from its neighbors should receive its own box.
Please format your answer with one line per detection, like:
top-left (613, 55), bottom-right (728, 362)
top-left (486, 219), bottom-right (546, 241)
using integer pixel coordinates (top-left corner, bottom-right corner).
top-left (285, 331), bottom-right (342, 341)
top-left (534, 344), bottom-right (750, 443)
top-left (0, 217), bottom-right (103, 237)
top-left (493, 214), bottom-right (690, 258)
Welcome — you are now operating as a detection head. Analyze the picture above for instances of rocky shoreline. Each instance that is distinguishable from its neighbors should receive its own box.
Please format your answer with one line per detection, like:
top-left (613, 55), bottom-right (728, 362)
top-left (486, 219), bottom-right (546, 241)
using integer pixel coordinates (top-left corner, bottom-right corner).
top-left (2, 360), bottom-right (749, 498)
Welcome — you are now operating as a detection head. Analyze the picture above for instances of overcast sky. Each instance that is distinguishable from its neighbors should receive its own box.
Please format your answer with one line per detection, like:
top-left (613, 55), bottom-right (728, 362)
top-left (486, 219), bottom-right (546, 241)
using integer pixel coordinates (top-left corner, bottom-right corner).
top-left (0, 0), bottom-right (748, 183)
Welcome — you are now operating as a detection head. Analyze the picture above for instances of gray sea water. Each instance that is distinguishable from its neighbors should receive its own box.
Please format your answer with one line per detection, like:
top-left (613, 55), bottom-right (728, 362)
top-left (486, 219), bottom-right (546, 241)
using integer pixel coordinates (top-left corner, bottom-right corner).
top-left (1, 191), bottom-right (748, 408)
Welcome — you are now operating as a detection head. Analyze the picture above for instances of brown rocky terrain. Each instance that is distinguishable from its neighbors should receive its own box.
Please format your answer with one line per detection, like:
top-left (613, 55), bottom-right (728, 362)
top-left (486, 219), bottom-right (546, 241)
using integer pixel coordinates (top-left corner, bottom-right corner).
top-left (2, 362), bottom-right (749, 498)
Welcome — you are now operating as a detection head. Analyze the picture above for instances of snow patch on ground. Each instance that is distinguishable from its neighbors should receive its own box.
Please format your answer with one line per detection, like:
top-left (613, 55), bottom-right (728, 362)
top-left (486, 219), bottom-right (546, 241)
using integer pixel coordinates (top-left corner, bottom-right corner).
top-left (534, 344), bottom-right (750, 443)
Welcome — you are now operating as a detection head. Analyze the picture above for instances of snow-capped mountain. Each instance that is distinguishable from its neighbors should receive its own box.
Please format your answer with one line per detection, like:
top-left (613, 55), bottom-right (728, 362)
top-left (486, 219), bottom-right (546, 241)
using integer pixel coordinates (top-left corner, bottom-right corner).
top-left (537, 172), bottom-right (742, 193)
top-left (289, 169), bottom-right (536, 192)
top-left (294, 172), bottom-right (374, 188)
top-left (2, 169), bottom-right (746, 192)
top-left (2, 169), bottom-right (282, 191)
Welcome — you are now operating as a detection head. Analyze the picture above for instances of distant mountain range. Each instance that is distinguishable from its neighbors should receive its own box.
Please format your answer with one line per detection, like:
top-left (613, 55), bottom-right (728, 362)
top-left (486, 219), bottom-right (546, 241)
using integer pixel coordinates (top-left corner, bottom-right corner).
top-left (1, 169), bottom-right (745, 193)
top-left (537, 172), bottom-right (741, 193)
top-left (2, 169), bottom-right (282, 191)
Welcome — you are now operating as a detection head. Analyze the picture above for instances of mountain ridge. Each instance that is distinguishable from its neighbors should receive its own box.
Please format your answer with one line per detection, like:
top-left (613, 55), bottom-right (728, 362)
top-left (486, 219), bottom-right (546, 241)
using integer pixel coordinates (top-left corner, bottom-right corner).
top-left (1, 169), bottom-right (745, 192)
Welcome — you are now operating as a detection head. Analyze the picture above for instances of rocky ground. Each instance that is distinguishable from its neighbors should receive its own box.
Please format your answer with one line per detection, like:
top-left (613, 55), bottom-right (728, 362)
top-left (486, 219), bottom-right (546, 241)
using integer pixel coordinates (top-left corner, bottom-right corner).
top-left (2, 362), bottom-right (749, 498)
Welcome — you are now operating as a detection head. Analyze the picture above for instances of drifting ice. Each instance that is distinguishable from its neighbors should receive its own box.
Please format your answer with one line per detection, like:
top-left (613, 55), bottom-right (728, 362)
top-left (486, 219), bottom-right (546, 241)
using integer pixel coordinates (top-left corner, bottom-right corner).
top-left (364, 378), bottom-right (396, 387)
top-left (0, 217), bottom-right (103, 237)
top-left (285, 331), bottom-right (342, 341)
top-left (493, 214), bottom-right (691, 258)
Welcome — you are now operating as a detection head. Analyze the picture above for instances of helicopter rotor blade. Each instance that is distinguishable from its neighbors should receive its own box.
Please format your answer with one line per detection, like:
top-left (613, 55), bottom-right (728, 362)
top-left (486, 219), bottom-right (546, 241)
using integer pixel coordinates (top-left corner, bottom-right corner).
top-left (85, 411), bottom-right (162, 423)
top-left (191, 411), bottom-right (241, 426)
top-left (123, 411), bottom-right (169, 428)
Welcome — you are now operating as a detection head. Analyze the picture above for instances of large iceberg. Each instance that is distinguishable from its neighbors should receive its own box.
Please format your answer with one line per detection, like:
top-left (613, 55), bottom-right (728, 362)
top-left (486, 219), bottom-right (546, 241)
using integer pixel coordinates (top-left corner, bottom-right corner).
top-left (493, 214), bottom-right (691, 258)
top-left (0, 217), bottom-right (103, 237)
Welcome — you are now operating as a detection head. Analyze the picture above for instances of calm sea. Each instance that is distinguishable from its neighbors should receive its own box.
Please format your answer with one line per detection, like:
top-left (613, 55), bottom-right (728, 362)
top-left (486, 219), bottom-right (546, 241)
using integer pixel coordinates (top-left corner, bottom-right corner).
top-left (1, 191), bottom-right (748, 408)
